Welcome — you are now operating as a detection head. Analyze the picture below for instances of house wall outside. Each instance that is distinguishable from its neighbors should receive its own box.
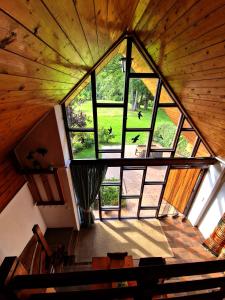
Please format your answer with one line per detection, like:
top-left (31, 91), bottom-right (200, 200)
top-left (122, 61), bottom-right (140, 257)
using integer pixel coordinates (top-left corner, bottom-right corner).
top-left (0, 183), bottom-right (46, 264)
top-left (188, 162), bottom-right (225, 238)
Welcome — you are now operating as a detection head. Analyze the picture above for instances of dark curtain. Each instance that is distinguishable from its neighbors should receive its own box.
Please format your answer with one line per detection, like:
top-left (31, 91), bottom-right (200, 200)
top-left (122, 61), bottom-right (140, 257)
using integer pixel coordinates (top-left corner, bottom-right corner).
top-left (71, 164), bottom-right (107, 226)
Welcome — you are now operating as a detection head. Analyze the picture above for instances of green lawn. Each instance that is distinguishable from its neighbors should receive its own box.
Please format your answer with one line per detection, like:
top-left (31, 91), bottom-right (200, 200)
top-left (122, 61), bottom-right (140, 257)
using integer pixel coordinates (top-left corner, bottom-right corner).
top-left (70, 100), bottom-right (177, 158)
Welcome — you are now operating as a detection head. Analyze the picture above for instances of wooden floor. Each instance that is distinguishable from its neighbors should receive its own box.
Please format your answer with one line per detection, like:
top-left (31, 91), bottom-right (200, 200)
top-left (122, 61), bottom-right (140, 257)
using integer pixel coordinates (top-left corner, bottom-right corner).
top-left (56, 216), bottom-right (214, 273)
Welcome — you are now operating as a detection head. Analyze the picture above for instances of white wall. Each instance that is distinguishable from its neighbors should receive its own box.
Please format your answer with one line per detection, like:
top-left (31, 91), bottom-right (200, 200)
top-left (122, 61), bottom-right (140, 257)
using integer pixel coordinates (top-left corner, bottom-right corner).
top-left (13, 104), bottom-right (80, 230)
top-left (0, 183), bottom-right (46, 264)
top-left (54, 105), bottom-right (80, 230)
top-left (38, 106), bottom-right (80, 230)
top-left (188, 162), bottom-right (225, 238)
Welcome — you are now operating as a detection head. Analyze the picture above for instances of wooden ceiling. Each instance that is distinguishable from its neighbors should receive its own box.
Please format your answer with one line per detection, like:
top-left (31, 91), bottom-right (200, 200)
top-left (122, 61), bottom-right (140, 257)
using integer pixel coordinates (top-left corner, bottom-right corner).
top-left (1, 0), bottom-right (225, 164)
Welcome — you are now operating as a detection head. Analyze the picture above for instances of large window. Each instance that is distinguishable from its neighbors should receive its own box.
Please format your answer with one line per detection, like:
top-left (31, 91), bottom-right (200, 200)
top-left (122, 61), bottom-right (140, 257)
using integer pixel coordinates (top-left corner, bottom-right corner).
top-left (64, 38), bottom-right (211, 220)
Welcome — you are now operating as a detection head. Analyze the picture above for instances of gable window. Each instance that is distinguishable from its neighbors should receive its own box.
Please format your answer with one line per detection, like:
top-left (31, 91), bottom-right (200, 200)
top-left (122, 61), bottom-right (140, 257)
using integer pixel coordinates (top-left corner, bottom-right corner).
top-left (63, 36), bottom-right (212, 220)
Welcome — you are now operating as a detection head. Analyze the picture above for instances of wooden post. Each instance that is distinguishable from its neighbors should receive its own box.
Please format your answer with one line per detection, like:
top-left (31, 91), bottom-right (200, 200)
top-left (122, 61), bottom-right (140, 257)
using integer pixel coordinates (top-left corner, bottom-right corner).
top-left (32, 225), bottom-right (52, 257)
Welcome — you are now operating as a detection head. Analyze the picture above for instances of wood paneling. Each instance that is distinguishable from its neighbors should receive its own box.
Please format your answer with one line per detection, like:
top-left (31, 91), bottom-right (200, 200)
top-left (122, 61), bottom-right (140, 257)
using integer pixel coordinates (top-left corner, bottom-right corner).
top-left (0, 159), bottom-right (26, 213)
top-left (0, 0), bottom-right (141, 210)
top-left (163, 168), bottom-right (201, 213)
top-left (138, 0), bottom-right (225, 157)
top-left (1, 0), bottom-right (225, 210)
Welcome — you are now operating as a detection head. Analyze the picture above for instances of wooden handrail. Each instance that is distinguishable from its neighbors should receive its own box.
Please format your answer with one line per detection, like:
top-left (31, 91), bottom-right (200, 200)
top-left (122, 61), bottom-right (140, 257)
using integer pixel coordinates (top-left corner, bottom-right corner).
top-left (70, 157), bottom-right (217, 168)
top-left (1, 258), bottom-right (225, 300)
top-left (32, 225), bottom-right (52, 257)
top-left (9, 259), bottom-right (225, 289)
top-left (29, 288), bottom-right (225, 300)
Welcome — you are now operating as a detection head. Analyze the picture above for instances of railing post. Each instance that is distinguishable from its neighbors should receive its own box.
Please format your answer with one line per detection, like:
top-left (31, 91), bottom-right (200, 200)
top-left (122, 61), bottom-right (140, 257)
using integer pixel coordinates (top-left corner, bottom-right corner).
top-left (32, 225), bottom-right (52, 257)
top-left (0, 257), bottom-right (26, 300)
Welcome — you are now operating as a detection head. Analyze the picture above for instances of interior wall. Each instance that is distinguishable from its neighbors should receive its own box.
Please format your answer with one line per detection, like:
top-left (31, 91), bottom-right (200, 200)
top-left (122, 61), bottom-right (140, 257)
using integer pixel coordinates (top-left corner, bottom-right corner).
top-left (54, 105), bottom-right (80, 230)
top-left (188, 162), bottom-right (225, 238)
top-left (0, 183), bottom-right (46, 264)
top-left (13, 104), bottom-right (80, 230)
top-left (38, 167), bottom-right (80, 229)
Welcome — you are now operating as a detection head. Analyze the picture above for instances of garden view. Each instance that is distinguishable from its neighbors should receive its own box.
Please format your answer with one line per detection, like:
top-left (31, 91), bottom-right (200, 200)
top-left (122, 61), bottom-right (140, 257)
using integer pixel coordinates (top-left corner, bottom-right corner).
top-left (66, 53), bottom-right (202, 216)
top-left (67, 54), bottom-right (194, 159)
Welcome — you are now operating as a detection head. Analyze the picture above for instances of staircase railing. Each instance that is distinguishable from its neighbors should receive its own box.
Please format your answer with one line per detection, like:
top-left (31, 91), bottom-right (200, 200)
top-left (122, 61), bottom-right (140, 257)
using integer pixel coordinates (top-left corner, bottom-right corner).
top-left (1, 257), bottom-right (225, 299)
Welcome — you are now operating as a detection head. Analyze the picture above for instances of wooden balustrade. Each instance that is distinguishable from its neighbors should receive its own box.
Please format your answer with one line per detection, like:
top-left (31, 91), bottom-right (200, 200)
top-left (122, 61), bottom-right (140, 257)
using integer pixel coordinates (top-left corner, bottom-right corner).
top-left (1, 258), bottom-right (225, 300)
top-left (22, 168), bottom-right (65, 206)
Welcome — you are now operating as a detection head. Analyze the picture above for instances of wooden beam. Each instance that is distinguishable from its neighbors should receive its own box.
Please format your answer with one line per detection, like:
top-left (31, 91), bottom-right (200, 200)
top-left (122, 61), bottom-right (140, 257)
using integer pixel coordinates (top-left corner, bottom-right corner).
top-left (70, 157), bottom-right (216, 168)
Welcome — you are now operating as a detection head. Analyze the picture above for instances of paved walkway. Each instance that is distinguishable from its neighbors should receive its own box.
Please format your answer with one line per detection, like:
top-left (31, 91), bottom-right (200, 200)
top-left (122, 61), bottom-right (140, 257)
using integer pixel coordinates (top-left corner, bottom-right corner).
top-left (94, 145), bottom-right (174, 219)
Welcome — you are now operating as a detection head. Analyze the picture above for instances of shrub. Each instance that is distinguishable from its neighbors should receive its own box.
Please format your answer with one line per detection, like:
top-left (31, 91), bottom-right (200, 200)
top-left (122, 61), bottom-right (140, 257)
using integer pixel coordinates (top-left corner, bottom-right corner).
top-left (99, 127), bottom-right (115, 144)
top-left (71, 132), bottom-right (94, 153)
top-left (101, 185), bottom-right (118, 206)
top-left (153, 123), bottom-right (176, 148)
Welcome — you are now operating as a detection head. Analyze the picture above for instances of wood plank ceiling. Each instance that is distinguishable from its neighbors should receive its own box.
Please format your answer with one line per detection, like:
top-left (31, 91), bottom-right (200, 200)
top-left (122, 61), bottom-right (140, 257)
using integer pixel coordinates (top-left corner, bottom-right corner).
top-left (0, 0), bottom-right (225, 209)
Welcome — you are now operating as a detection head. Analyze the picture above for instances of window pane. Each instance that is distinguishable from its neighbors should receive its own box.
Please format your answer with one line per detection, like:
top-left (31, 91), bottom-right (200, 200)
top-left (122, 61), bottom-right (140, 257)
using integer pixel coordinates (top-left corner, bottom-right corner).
top-left (100, 186), bottom-right (119, 207)
top-left (121, 199), bottom-right (139, 218)
top-left (158, 200), bottom-right (177, 217)
top-left (66, 82), bottom-right (93, 128)
top-left (183, 119), bottom-right (192, 129)
top-left (92, 200), bottom-right (99, 219)
top-left (101, 148), bottom-right (121, 159)
top-left (152, 107), bottom-right (181, 149)
top-left (96, 53), bottom-right (125, 104)
top-left (159, 85), bottom-right (175, 104)
top-left (148, 150), bottom-right (171, 158)
top-left (70, 132), bottom-right (95, 159)
top-left (125, 131), bottom-right (149, 158)
top-left (175, 131), bottom-right (198, 157)
top-left (139, 210), bottom-right (156, 218)
top-left (101, 210), bottom-right (118, 219)
top-left (123, 170), bottom-right (143, 195)
top-left (127, 78), bottom-right (158, 128)
top-left (146, 166), bottom-right (167, 182)
top-left (104, 167), bottom-right (121, 182)
top-left (195, 142), bottom-right (211, 157)
top-left (98, 108), bottom-right (123, 149)
top-left (131, 44), bottom-right (154, 73)
top-left (141, 185), bottom-right (163, 207)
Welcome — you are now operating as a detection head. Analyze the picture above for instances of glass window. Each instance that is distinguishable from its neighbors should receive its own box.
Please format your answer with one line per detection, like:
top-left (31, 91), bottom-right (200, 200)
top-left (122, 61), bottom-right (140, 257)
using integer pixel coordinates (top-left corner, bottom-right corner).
top-left (66, 82), bottom-right (93, 129)
top-left (131, 44), bottom-right (154, 73)
top-left (98, 108), bottom-right (123, 150)
top-left (152, 107), bottom-right (181, 149)
top-left (141, 185), bottom-right (163, 207)
top-left (146, 166), bottom-right (168, 182)
top-left (104, 167), bottom-right (121, 183)
top-left (183, 118), bottom-right (192, 129)
top-left (175, 131), bottom-right (198, 157)
top-left (96, 52), bottom-right (125, 104)
top-left (195, 142), bottom-right (210, 157)
top-left (122, 170), bottom-right (143, 195)
top-left (70, 132), bottom-right (95, 159)
top-left (121, 198), bottom-right (139, 218)
top-left (159, 85), bottom-right (175, 104)
top-left (125, 131), bottom-right (149, 158)
top-left (100, 186), bottom-right (119, 207)
top-left (139, 210), bottom-right (156, 218)
top-left (127, 78), bottom-right (158, 128)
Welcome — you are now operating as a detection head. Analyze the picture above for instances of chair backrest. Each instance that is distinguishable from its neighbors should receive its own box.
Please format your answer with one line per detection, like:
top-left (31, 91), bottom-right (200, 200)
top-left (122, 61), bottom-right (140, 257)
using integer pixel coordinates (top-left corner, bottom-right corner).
top-left (107, 252), bottom-right (128, 260)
